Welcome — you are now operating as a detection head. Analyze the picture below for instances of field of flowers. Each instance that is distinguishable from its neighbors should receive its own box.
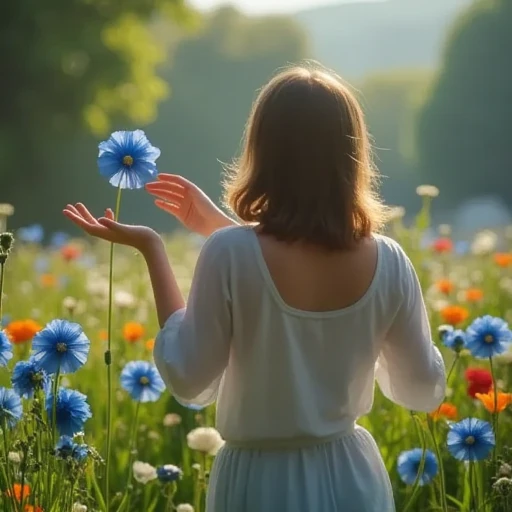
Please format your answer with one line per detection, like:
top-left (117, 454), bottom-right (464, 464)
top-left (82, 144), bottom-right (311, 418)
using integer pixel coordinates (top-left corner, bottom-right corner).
top-left (1, 187), bottom-right (512, 512)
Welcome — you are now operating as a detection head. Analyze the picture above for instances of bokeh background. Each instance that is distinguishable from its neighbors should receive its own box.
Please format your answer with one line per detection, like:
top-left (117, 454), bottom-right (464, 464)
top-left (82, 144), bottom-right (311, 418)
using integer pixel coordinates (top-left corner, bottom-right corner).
top-left (2, 0), bottom-right (511, 237)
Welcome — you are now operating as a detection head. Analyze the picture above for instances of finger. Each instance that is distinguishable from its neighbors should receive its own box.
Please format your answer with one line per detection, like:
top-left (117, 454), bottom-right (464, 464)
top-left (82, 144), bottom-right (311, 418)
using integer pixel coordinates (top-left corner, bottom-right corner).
top-left (145, 182), bottom-right (185, 196)
top-left (157, 174), bottom-right (192, 188)
top-left (154, 199), bottom-right (181, 215)
top-left (104, 208), bottom-right (115, 221)
top-left (63, 209), bottom-right (101, 234)
top-left (64, 204), bottom-right (85, 219)
top-left (75, 203), bottom-right (100, 225)
top-left (98, 217), bottom-right (127, 232)
top-left (146, 187), bottom-right (185, 202)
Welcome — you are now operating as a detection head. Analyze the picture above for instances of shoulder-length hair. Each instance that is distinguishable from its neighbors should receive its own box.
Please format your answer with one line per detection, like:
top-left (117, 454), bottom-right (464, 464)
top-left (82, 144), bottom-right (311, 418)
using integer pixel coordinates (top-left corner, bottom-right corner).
top-left (223, 65), bottom-right (388, 250)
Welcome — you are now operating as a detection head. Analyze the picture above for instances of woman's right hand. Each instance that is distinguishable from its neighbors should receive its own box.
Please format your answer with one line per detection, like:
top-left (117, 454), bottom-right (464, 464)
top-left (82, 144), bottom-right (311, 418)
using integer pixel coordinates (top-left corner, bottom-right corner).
top-left (145, 174), bottom-right (238, 238)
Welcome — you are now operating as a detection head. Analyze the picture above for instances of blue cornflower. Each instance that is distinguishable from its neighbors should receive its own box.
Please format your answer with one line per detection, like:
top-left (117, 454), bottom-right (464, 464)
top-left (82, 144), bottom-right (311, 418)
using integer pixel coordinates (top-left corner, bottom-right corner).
top-left (97, 130), bottom-right (160, 189)
top-left (55, 435), bottom-right (89, 462)
top-left (0, 331), bottom-right (13, 367)
top-left (34, 256), bottom-right (50, 274)
top-left (31, 319), bottom-right (90, 374)
top-left (50, 232), bottom-right (70, 248)
top-left (442, 329), bottom-right (467, 353)
top-left (465, 315), bottom-right (512, 359)
top-left (120, 361), bottom-right (165, 402)
top-left (55, 435), bottom-right (76, 458)
top-left (18, 224), bottom-right (44, 244)
top-left (11, 360), bottom-right (50, 398)
top-left (397, 448), bottom-right (438, 486)
top-left (0, 387), bottom-right (23, 428)
top-left (447, 418), bottom-right (495, 461)
top-left (46, 388), bottom-right (92, 436)
top-left (156, 464), bottom-right (182, 483)
top-left (73, 443), bottom-right (90, 462)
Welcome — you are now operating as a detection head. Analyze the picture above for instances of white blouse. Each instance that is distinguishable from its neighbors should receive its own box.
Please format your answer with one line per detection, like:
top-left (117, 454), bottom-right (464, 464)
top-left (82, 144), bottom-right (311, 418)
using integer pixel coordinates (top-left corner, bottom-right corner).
top-left (154, 226), bottom-right (446, 443)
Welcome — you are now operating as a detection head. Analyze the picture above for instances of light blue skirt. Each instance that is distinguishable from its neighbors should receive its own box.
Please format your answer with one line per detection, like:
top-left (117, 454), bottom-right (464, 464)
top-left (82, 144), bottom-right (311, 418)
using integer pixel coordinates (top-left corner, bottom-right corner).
top-left (207, 425), bottom-right (395, 512)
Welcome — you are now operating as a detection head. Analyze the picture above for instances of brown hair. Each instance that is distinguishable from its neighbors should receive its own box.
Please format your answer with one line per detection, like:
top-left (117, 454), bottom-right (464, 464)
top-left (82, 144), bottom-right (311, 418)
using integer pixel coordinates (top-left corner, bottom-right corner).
top-left (223, 64), bottom-right (388, 250)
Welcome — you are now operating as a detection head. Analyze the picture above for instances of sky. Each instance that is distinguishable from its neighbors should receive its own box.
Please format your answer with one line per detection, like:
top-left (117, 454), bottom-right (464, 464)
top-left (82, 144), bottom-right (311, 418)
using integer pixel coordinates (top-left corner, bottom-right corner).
top-left (188, 0), bottom-right (382, 15)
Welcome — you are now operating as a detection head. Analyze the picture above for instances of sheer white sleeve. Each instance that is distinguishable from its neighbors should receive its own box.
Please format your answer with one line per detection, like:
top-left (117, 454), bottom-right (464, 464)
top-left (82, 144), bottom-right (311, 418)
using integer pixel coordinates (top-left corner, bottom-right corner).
top-left (375, 251), bottom-right (446, 412)
top-left (153, 232), bottom-right (232, 407)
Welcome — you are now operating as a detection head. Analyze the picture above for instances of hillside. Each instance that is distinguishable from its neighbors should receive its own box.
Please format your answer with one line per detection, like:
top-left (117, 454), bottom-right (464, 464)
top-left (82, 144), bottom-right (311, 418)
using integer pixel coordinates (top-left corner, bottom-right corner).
top-left (296, 0), bottom-right (472, 78)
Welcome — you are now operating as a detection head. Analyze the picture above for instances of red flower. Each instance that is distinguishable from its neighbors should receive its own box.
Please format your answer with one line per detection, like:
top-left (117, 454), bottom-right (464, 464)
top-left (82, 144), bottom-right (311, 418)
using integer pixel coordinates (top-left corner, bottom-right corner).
top-left (61, 244), bottom-right (81, 262)
top-left (465, 368), bottom-right (493, 398)
top-left (432, 238), bottom-right (453, 253)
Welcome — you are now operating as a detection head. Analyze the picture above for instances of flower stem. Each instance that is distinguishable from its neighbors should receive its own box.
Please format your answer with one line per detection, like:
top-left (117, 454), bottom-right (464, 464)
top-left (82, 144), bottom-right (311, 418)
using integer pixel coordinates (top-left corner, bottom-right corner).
top-left (0, 261), bottom-right (5, 326)
top-left (468, 462), bottom-right (476, 512)
top-left (165, 482), bottom-right (177, 512)
top-left (51, 370), bottom-right (61, 446)
top-left (427, 416), bottom-right (448, 512)
top-left (489, 356), bottom-right (498, 471)
top-left (2, 419), bottom-right (17, 512)
top-left (403, 414), bottom-right (427, 512)
top-left (116, 401), bottom-right (140, 512)
top-left (105, 185), bottom-right (123, 510)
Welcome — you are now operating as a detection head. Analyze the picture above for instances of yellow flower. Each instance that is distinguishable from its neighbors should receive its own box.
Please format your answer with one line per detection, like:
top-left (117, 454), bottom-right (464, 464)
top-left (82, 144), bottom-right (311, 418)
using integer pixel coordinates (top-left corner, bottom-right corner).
top-left (475, 391), bottom-right (512, 413)
top-left (145, 338), bottom-right (155, 351)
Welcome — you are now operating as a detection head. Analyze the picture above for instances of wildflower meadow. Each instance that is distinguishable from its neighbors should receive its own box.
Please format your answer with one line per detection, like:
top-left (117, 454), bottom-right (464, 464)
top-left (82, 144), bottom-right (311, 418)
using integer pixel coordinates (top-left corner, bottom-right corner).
top-left (1, 133), bottom-right (512, 511)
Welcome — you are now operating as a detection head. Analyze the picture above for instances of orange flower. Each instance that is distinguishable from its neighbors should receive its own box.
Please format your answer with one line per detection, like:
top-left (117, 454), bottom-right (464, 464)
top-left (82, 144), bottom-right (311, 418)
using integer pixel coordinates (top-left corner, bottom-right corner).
top-left (145, 338), bottom-right (155, 350)
top-left (40, 274), bottom-right (57, 288)
top-left (440, 305), bottom-right (469, 326)
top-left (465, 288), bottom-right (484, 302)
top-left (494, 253), bottom-right (512, 268)
top-left (436, 279), bottom-right (454, 295)
top-left (5, 320), bottom-right (42, 344)
top-left (24, 506), bottom-right (43, 512)
top-left (475, 390), bottom-right (512, 413)
top-left (61, 244), bottom-right (81, 262)
top-left (123, 322), bottom-right (145, 343)
top-left (6, 483), bottom-right (30, 501)
top-left (99, 329), bottom-right (108, 341)
top-left (430, 402), bottom-right (458, 421)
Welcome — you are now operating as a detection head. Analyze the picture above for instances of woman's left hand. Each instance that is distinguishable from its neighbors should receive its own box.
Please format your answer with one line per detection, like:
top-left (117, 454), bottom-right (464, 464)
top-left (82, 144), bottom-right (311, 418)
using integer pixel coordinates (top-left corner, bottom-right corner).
top-left (63, 203), bottom-right (160, 252)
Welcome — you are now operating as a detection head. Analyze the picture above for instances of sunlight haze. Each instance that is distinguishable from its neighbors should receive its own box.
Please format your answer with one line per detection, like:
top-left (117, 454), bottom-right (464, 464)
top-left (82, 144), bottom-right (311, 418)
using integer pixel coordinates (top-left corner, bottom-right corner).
top-left (188, 0), bottom-right (384, 15)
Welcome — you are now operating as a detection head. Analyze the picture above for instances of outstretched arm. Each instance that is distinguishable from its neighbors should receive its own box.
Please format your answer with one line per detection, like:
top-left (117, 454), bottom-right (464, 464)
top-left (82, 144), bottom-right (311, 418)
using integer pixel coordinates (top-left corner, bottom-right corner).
top-left (139, 235), bottom-right (185, 328)
top-left (63, 203), bottom-right (184, 327)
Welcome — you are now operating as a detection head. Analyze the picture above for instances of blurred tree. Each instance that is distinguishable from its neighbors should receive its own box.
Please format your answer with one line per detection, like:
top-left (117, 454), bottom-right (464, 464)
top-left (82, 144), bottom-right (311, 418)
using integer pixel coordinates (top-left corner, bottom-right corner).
top-left (0, 0), bottom-right (195, 227)
top-left (2, 6), bottom-right (309, 234)
top-left (416, 0), bottom-right (512, 206)
top-left (359, 69), bottom-right (432, 211)
top-left (144, 7), bottom-right (309, 226)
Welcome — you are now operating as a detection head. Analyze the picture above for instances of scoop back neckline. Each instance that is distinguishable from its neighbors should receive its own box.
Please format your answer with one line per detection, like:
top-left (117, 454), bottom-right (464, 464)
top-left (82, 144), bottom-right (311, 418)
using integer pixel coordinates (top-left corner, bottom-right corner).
top-left (242, 226), bottom-right (382, 319)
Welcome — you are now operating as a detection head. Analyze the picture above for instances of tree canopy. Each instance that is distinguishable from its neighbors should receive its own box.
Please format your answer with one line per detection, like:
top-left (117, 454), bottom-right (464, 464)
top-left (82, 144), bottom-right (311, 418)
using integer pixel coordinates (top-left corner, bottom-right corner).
top-left (416, 0), bottom-right (512, 206)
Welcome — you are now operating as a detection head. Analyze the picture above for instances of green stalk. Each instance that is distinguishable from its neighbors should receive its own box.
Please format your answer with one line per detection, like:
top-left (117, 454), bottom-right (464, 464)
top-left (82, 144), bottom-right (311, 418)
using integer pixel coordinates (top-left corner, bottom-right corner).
top-left (51, 370), bottom-right (61, 446)
top-left (427, 416), bottom-right (448, 512)
top-left (489, 357), bottom-right (498, 471)
top-left (115, 401), bottom-right (141, 512)
top-left (105, 185), bottom-right (123, 510)
top-left (468, 462), bottom-right (476, 512)
top-left (0, 261), bottom-right (5, 326)
top-left (3, 419), bottom-right (18, 512)
top-left (403, 414), bottom-right (427, 512)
